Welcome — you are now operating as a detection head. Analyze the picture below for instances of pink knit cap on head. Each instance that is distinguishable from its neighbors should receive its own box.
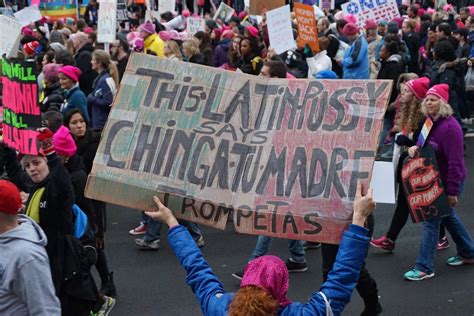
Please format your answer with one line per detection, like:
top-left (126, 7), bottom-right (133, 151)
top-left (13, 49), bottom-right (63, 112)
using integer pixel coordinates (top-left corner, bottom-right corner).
top-left (245, 25), bottom-right (259, 38)
top-left (342, 23), bottom-right (359, 36)
top-left (59, 65), bottom-right (81, 83)
top-left (426, 84), bottom-right (449, 103)
top-left (222, 30), bottom-right (235, 39)
top-left (405, 77), bottom-right (430, 100)
top-left (139, 21), bottom-right (156, 34)
top-left (43, 63), bottom-right (62, 84)
top-left (365, 19), bottom-right (377, 30)
top-left (238, 10), bottom-right (247, 20)
top-left (182, 9), bottom-right (191, 17)
top-left (345, 14), bottom-right (357, 25)
top-left (22, 26), bottom-right (34, 37)
top-left (240, 255), bottom-right (292, 308)
top-left (53, 126), bottom-right (77, 157)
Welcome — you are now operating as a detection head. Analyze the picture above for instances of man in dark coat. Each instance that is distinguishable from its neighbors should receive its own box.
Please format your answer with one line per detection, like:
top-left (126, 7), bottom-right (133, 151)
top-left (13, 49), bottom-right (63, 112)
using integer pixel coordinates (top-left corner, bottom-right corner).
top-left (72, 32), bottom-right (97, 97)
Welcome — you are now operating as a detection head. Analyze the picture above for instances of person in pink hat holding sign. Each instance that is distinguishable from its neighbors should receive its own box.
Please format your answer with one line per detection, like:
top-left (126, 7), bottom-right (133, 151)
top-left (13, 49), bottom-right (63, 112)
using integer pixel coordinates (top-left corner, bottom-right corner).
top-left (403, 84), bottom-right (474, 281)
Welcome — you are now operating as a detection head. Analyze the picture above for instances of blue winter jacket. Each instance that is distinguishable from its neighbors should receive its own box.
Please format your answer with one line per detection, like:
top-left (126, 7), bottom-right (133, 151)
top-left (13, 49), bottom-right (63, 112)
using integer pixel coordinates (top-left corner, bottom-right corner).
top-left (61, 85), bottom-right (90, 122)
top-left (88, 71), bottom-right (116, 129)
top-left (168, 224), bottom-right (370, 316)
top-left (342, 35), bottom-right (369, 79)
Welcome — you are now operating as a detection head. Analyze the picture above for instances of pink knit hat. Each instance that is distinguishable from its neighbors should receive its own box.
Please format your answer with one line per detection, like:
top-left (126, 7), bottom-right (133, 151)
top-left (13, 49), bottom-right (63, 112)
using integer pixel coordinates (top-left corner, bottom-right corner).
top-left (43, 63), bottom-right (62, 84)
top-left (245, 25), bottom-right (259, 38)
top-left (365, 19), bottom-right (377, 30)
top-left (345, 14), bottom-right (357, 25)
top-left (53, 126), bottom-right (77, 157)
top-left (22, 26), bottom-right (34, 37)
top-left (240, 255), bottom-right (292, 308)
top-left (426, 84), bottom-right (449, 103)
top-left (139, 21), bottom-right (156, 34)
top-left (405, 77), bottom-right (430, 100)
top-left (59, 65), bottom-right (81, 83)
top-left (342, 23), bottom-right (359, 36)
top-left (222, 30), bottom-right (234, 39)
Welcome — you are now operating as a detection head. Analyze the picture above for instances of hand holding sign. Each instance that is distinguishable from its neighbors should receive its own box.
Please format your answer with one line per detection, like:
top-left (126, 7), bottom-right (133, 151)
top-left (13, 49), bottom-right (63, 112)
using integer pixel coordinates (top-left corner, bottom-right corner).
top-left (146, 196), bottom-right (179, 228)
top-left (353, 183), bottom-right (375, 227)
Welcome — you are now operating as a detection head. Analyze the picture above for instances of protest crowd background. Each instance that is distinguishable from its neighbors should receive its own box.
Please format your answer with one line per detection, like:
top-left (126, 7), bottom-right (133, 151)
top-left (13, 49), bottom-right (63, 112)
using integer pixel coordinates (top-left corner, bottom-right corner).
top-left (0, 0), bottom-right (473, 315)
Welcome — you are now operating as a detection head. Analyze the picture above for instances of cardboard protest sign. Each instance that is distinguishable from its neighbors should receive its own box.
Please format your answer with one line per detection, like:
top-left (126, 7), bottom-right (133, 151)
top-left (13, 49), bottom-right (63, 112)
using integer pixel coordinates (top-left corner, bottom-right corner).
top-left (0, 15), bottom-right (22, 58)
top-left (213, 2), bottom-right (234, 23)
top-left (158, 0), bottom-right (175, 13)
top-left (97, 0), bottom-right (117, 43)
top-left (1, 59), bottom-right (41, 155)
top-left (342, 0), bottom-right (400, 29)
top-left (401, 146), bottom-right (449, 223)
top-left (294, 3), bottom-right (319, 53)
top-left (319, 0), bottom-right (335, 10)
top-left (13, 5), bottom-right (42, 27)
top-left (266, 5), bottom-right (295, 54)
top-left (85, 53), bottom-right (392, 244)
top-left (187, 17), bottom-right (206, 37)
top-left (249, 0), bottom-right (285, 15)
top-left (39, 0), bottom-right (78, 21)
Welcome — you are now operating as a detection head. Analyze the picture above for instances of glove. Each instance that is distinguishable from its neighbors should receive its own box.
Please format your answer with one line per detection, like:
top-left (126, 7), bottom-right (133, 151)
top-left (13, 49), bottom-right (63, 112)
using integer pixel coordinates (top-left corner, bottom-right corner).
top-left (37, 128), bottom-right (54, 155)
top-left (395, 134), bottom-right (412, 146)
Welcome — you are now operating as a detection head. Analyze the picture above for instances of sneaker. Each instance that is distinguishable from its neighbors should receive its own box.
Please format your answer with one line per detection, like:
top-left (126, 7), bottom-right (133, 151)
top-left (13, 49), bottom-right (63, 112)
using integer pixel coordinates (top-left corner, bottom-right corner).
top-left (370, 236), bottom-right (395, 252)
top-left (404, 269), bottom-right (434, 281)
top-left (286, 259), bottom-right (308, 272)
top-left (232, 270), bottom-right (244, 281)
top-left (447, 255), bottom-right (474, 266)
top-left (135, 238), bottom-right (160, 250)
top-left (303, 241), bottom-right (321, 250)
top-left (97, 296), bottom-right (115, 316)
top-left (437, 236), bottom-right (450, 251)
top-left (129, 222), bottom-right (147, 235)
top-left (195, 236), bottom-right (205, 248)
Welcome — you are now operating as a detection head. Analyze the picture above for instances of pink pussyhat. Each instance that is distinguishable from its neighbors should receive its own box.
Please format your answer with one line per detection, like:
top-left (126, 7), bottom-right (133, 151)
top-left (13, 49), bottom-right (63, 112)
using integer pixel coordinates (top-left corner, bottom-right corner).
top-left (240, 255), bottom-right (292, 308)
top-left (426, 84), bottom-right (449, 103)
top-left (53, 126), bottom-right (77, 157)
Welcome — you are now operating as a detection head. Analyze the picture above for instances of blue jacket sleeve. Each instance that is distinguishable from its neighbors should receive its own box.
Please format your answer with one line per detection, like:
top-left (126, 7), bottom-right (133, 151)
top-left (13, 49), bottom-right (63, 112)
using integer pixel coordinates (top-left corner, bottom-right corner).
top-left (168, 225), bottom-right (229, 315)
top-left (281, 225), bottom-right (369, 316)
top-left (90, 77), bottom-right (114, 109)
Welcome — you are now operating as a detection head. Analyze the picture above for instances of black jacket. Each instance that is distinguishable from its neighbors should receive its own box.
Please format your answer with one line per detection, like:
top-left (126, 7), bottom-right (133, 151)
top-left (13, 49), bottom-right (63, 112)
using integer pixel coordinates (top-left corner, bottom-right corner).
top-left (65, 154), bottom-right (94, 222)
top-left (239, 53), bottom-right (263, 76)
top-left (377, 54), bottom-right (403, 103)
top-left (403, 31), bottom-right (420, 74)
top-left (75, 129), bottom-right (101, 174)
top-left (74, 43), bottom-right (98, 96)
top-left (41, 81), bottom-right (64, 112)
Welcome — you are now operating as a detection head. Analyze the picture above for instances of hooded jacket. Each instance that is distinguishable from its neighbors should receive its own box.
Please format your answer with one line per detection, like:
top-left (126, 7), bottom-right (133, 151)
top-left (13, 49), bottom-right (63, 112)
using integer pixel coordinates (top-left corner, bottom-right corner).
top-left (144, 33), bottom-right (165, 57)
top-left (0, 215), bottom-right (61, 315)
top-left (342, 35), bottom-right (369, 79)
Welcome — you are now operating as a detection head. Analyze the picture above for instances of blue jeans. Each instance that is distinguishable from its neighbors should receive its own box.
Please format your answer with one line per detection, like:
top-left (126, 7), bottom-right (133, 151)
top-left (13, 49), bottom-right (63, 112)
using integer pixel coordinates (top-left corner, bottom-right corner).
top-left (141, 213), bottom-right (202, 242)
top-left (415, 209), bottom-right (474, 274)
top-left (250, 235), bottom-right (306, 263)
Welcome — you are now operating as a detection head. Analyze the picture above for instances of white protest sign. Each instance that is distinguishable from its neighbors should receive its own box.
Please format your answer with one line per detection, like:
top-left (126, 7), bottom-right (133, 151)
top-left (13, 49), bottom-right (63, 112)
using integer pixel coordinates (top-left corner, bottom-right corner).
top-left (158, 0), bottom-right (175, 13)
top-left (266, 5), bottom-right (295, 54)
top-left (319, 0), bottom-right (335, 10)
top-left (0, 7), bottom-right (14, 16)
top-left (187, 17), bottom-right (205, 36)
top-left (370, 161), bottom-right (396, 204)
top-left (213, 2), bottom-right (234, 22)
top-left (342, 0), bottom-right (400, 28)
top-left (0, 15), bottom-right (22, 57)
top-left (13, 5), bottom-right (42, 27)
top-left (97, 0), bottom-right (117, 43)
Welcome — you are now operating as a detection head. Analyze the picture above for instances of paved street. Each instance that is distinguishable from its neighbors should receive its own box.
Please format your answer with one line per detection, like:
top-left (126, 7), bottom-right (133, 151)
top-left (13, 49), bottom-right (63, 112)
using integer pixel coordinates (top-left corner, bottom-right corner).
top-left (102, 137), bottom-right (474, 316)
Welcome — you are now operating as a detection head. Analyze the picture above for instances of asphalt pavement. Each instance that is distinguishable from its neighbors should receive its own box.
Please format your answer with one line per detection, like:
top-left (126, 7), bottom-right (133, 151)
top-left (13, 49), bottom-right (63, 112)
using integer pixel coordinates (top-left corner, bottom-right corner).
top-left (101, 137), bottom-right (474, 316)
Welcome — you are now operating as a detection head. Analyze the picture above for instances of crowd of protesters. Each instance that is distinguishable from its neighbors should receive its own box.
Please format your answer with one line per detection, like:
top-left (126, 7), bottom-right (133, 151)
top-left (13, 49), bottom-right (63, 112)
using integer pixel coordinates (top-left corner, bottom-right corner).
top-left (1, 0), bottom-right (474, 315)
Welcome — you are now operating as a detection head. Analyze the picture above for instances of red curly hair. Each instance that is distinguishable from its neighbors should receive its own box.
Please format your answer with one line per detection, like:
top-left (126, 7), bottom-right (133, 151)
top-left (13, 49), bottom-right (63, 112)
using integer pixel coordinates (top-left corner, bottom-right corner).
top-left (228, 285), bottom-right (279, 316)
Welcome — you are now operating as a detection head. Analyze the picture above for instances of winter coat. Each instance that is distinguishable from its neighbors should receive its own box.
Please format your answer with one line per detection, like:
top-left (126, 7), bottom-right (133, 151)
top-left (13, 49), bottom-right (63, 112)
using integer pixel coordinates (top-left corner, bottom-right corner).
top-left (65, 154), bottom-right (94, 222)
top-left (42, 81), bottom-right (64, 112)
top-left (214, 39), bottom-right (231, 67)
top-left (75, 128), bottom-right (101, 174)
top-left (75, 43), bottom-right (98, 96)
top-left (239, 53), bottom-right (263, 76)
top-left (88, 71), bottom-right (116, 129)
top-left (61, 85), bottom-right (90, 122)
top-left (144, 33), bottom-right (165, 57)
top-left (403, 31), bottom-right (420, 74)
top-left (117, 55), bottom-right (129, 81)
top-left (424, 116), bottom-right (466, 197)
top-left (0, 215), bottom-right (61, 315)
top-left (168, 224), bottom-right (370, 316)
top-left (3, 148), bottom-right (75, 291)
top-left (377, 54), bottom-right (403, 103)
top-left (342, 35), bottom-right (369, 79)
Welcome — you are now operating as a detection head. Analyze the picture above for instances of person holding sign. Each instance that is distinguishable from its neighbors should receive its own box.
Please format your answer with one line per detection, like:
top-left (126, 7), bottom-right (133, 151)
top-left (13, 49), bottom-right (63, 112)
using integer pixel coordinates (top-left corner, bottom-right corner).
top-left (341, 23), bottom-right (369, 79)
top-left (403, 84), bottom-right (474, 281)
top-left (144, 183), bottom-right (376, 316)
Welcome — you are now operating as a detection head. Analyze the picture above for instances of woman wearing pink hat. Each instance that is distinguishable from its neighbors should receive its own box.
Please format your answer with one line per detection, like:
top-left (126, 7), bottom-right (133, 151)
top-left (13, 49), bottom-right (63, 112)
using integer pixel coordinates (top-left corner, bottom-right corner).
top-left (403, 84), bottom-right (474, 281)
top-left (58, 65), bottom-right (90, 122)
top-left (142, 184), bottom-right (376, 315)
